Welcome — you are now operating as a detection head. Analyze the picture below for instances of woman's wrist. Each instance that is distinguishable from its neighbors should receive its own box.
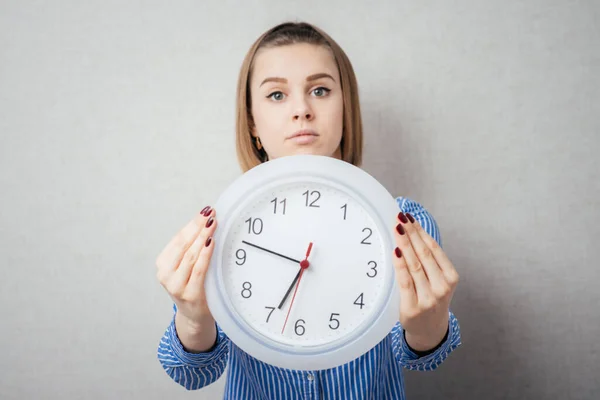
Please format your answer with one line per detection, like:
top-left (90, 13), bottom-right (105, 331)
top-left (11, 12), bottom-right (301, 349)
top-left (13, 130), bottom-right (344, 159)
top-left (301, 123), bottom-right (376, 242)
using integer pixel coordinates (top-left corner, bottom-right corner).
top-left (174, 312), bottom-right (217, 353)
top-left (404, 325), bottom-right (449, 357)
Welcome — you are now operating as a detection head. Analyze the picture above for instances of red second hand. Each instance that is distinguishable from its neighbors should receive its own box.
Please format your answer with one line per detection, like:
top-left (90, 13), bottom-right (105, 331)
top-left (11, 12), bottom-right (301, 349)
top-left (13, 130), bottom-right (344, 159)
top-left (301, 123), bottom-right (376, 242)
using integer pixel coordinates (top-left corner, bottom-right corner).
top-left (281, 242), bottom-right (313, 334)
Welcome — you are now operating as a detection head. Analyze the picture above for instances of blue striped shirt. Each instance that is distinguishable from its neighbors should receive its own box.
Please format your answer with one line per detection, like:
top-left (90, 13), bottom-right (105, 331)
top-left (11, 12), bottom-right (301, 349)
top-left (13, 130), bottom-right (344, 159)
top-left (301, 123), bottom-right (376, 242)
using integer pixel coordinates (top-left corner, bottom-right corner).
top-left (157, 197), bottom-right (462, 399)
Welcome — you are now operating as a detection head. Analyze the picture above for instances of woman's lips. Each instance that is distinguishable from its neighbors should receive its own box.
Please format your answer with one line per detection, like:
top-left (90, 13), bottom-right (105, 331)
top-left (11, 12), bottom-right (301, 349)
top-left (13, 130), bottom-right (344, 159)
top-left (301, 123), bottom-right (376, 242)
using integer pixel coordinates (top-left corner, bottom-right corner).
top-left (288, 129), bottom-right (318, 145)
top-left (290, 134), bottom-right (318, 145)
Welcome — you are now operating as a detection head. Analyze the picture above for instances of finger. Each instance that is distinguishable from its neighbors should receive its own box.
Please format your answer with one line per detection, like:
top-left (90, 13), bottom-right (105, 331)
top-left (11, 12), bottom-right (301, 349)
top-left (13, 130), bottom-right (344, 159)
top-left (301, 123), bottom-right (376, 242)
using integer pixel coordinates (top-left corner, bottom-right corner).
top-left (408, 212), bottom-right (460, 288)
top-left (186, 232), bottom-right (216, 299)
top-left (156, 206), bottom-right (213, 273)
top-left (392, 247), bottom-right (417, 310)
top-left (398, 212), bottom-right (449, 295)
top-left (394, 220), bottom-right (432, 302)
top-left (174, 212), bottom-right (218, 289)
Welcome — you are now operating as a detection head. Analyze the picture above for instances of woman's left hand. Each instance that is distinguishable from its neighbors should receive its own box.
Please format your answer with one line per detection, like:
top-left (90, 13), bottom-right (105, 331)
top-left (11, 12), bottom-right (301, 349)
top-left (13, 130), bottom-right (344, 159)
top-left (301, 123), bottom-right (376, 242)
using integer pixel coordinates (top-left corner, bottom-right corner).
top-left (392, 212), bottom-right (460, 352)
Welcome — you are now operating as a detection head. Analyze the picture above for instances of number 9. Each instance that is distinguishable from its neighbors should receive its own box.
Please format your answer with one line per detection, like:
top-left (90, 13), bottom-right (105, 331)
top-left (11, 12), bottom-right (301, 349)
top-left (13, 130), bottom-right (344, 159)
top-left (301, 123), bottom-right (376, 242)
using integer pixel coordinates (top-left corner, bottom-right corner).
top-left (236, 249), bottom-right (246, 265)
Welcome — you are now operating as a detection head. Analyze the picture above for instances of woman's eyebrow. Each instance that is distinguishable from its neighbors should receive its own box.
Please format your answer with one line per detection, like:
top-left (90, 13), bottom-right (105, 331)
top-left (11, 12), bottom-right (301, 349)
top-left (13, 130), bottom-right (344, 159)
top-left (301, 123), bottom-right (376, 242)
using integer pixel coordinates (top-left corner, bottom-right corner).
top-left (259, 73), bottom-right (336, 87)
top-left (306, 73), bottom-right (335, 83)
top-left (260, 77), bottom-right (286, 87)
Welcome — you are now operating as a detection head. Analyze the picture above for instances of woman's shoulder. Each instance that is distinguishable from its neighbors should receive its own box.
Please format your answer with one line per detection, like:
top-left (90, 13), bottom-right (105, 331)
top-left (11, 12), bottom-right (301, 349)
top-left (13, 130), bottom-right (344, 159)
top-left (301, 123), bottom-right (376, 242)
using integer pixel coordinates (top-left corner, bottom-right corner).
top-left (394, 196), bottom-right (442, 247)
top-left (395, 196), bottom-right (431, 214)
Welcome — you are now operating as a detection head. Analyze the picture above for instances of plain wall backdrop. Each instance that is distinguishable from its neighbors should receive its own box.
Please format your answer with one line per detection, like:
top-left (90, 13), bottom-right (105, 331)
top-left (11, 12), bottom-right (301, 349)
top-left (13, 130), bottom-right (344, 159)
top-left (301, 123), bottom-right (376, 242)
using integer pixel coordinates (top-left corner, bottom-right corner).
top-left (1, 0), bottom-right (598, 399)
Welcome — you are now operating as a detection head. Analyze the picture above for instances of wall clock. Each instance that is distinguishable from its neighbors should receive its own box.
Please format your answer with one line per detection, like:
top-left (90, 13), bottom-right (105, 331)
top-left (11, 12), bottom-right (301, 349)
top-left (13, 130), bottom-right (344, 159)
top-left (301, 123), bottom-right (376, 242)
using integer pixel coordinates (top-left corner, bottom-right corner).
top-left (205, 155), bottom-right (400, 370)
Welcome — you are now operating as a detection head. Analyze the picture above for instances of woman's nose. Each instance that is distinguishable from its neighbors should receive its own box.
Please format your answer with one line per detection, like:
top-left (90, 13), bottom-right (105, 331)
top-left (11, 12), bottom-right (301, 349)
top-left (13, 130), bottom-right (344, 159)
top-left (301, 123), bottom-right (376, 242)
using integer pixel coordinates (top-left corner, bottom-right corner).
top-left (293, 99), bottom-right (314, 121)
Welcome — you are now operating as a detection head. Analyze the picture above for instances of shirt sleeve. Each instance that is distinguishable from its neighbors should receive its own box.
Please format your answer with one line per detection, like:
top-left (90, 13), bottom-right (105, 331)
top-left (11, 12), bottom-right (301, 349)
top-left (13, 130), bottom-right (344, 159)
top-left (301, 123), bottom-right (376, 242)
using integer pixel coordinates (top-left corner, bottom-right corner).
top-left (156, 304), bottom-right (229, 390)
top-left (391, 196), bottom-right (462, 370)
top-left (391, 311), bottom-right (462, 371)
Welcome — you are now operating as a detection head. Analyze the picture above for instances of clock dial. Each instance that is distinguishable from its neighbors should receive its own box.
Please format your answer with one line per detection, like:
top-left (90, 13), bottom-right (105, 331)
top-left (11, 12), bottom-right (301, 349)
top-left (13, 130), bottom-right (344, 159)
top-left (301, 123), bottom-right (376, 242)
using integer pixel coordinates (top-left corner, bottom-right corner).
top-left (221, 180), bottom-right (389, 348)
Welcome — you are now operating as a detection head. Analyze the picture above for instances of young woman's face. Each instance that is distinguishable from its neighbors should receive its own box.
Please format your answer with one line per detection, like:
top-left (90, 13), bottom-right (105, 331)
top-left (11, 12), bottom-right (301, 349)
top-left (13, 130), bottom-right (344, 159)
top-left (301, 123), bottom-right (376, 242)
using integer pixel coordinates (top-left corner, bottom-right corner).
top-left (249, 43), bottom-right (344, 160)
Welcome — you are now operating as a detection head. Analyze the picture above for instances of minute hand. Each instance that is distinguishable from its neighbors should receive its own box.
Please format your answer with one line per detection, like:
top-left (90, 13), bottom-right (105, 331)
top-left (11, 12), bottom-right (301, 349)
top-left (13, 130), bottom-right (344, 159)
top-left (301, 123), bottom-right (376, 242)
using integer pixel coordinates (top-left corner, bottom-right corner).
top-left (241, 240), bottom-right (301, 264)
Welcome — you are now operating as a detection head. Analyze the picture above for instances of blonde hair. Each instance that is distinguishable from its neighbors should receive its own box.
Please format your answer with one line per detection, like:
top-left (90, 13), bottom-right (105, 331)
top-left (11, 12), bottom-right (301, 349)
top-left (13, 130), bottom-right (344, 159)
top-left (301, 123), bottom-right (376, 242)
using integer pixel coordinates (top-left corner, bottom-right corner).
top-left (235, 22), bottom-right (364, 172)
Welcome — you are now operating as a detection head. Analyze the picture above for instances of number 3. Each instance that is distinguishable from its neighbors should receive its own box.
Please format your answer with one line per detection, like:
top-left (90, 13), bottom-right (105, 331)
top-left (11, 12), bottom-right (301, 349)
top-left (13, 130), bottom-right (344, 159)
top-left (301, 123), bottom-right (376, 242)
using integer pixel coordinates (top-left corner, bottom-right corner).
top-left (366, 261), bottom-right (377, 278)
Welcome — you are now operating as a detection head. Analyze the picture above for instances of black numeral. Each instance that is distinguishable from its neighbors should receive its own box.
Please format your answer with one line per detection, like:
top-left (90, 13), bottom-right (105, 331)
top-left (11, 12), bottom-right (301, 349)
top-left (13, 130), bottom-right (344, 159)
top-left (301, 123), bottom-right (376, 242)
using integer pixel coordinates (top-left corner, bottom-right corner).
top-left (245, 218), bottom-right (263, 235)
top-left (241, 282), bottom-right (252, 298)
top-left (303, 190), bottom-right (321, 207)
top-left (235, 249), bottom-right (246, 265)
top-left (361, 228), bottom-right (372, 245)
top-left (341, 204), bottom-right (347, 220)
top-left (354, 293), bottom-right (365, 309)
top-left (295, 319), bottom-right (306, 336)
top-left (265, 306), bottom-right (275, 323)
top-left (271, 197), bottom-right (287, 215)
top-left (367, 261), bottom-right (377, 277)
top-left (329, 313), bottom-right (340, 330)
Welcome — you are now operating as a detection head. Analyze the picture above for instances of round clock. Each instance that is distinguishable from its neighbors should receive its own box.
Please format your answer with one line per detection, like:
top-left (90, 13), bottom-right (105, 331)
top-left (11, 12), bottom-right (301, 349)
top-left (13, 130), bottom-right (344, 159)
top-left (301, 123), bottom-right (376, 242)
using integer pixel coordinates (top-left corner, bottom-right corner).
top-left (204, 154), bottom-right (400, 370)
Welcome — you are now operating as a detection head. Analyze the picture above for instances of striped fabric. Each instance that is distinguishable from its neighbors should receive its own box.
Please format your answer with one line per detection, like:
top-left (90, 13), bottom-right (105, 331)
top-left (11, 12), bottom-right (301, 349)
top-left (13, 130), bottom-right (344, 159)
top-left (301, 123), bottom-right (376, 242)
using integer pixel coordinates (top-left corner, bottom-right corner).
top-left (157, 197), bottom-right (462, 399)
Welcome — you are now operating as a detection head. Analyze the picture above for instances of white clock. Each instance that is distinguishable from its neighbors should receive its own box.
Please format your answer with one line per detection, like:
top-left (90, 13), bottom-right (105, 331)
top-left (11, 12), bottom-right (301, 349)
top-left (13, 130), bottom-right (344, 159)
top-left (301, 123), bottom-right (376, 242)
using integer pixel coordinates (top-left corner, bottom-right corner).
top-left (205, 154), bottom-right (400, 370)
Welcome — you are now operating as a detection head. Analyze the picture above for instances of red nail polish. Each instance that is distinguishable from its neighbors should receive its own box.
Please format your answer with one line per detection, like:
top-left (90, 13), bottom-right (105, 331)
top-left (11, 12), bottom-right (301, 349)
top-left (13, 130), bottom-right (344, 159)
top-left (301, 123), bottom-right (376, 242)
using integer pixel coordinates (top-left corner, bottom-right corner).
top-left (202, 207), bottom-right (212, 216)
top-left (396, 223), bottom-right (405, 235)
top-left (205, 217), bottom-right (214, 228)
top-left (406, 213), bottom-right (415, 223)
top-left (200, 206), bottom-right (210, 215)
top-left (398, 212), bottom-right (408, 224)
top-left (205, 237), bottom-right (212, 247)
top-left (395, 247), bottom-right (402, 258)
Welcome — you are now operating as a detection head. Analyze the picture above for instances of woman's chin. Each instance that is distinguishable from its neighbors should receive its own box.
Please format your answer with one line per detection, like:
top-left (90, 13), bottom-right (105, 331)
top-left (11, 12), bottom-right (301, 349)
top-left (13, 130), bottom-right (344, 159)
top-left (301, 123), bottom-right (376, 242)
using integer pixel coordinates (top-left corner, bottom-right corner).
top-left (290, 146), bottom-right (331, 157)
top-left (270, 146), bottom-right (337, 160)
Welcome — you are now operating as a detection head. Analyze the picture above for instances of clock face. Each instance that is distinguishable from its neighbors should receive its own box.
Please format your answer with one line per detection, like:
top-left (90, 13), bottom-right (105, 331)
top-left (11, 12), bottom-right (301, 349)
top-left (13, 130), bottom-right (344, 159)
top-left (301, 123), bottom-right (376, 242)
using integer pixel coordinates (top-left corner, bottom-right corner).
top-left (220, 178), bottom-right (391, 348)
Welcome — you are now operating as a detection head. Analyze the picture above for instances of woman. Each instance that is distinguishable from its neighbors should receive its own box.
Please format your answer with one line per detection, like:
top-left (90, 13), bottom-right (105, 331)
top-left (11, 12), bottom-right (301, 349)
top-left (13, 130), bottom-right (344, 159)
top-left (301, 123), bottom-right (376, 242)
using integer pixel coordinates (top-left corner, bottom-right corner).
top-left (156, 21), bottom-right (462, 399)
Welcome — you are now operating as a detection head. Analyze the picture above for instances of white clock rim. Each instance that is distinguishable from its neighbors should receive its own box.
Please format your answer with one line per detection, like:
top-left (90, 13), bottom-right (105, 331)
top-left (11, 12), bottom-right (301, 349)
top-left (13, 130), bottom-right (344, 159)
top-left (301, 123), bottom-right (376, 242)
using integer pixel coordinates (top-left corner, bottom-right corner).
top-left (205, 154), bottom-right (401, 371)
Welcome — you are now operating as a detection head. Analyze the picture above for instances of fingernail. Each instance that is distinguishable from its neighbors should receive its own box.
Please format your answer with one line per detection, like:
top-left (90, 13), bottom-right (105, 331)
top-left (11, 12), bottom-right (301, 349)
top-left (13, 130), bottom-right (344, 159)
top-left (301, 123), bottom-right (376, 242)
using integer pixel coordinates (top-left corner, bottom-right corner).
top-left (200, 206), bottom-right (210, 215)
top-left (396, 223), bottom-right (405, 235)
top-left (202, 207), bottom-right (212, 216)
top-left (395, 247), bottom-right (402, 258)
top-left (205, 217), bottom-right (214, 228)
top-left (205, 237), bottom-right (212, 247)
top-left (406, 213), bottom-right (415, 224)
top-left (398, 212), bottom-right (408, 224)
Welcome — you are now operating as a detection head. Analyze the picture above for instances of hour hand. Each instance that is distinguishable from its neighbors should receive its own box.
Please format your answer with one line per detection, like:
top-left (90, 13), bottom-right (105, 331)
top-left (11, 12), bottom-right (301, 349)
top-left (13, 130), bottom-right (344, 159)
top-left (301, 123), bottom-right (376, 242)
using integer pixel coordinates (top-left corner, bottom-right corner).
top-left (241, 240), bottom-right (301, 264)
top-left (278, 242), bottom-right (313, 310)
top-left (277, 268), bottom-right (302, 309)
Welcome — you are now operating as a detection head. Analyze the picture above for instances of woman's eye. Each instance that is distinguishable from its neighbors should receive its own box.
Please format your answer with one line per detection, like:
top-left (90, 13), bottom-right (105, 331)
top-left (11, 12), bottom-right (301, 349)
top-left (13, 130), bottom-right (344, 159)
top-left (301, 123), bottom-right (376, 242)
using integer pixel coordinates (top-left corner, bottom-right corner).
top-left (312, 87), bottom-right (331, 97)
top-left (267, 91), bottom-right (285, 101)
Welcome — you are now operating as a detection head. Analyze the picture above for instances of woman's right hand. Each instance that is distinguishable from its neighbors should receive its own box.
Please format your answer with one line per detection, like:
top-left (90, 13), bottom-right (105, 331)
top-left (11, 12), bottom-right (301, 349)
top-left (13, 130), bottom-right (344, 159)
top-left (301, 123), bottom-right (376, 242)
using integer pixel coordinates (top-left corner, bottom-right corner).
top-left (156, 206), bottom-right (218, 326)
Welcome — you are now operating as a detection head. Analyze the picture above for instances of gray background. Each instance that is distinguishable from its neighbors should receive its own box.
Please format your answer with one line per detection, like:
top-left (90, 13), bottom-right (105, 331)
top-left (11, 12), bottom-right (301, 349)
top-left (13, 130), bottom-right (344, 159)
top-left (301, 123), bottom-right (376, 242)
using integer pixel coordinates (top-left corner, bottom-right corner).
top-left (1, 0), bottom-right (598, 399)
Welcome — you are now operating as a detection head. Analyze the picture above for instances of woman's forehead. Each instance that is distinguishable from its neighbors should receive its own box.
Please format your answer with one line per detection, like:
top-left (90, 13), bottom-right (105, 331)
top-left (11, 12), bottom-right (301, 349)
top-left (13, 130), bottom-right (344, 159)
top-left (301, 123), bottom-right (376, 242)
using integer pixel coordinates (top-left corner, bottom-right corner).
top-left (251, 43), bottom-right (339, 85)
